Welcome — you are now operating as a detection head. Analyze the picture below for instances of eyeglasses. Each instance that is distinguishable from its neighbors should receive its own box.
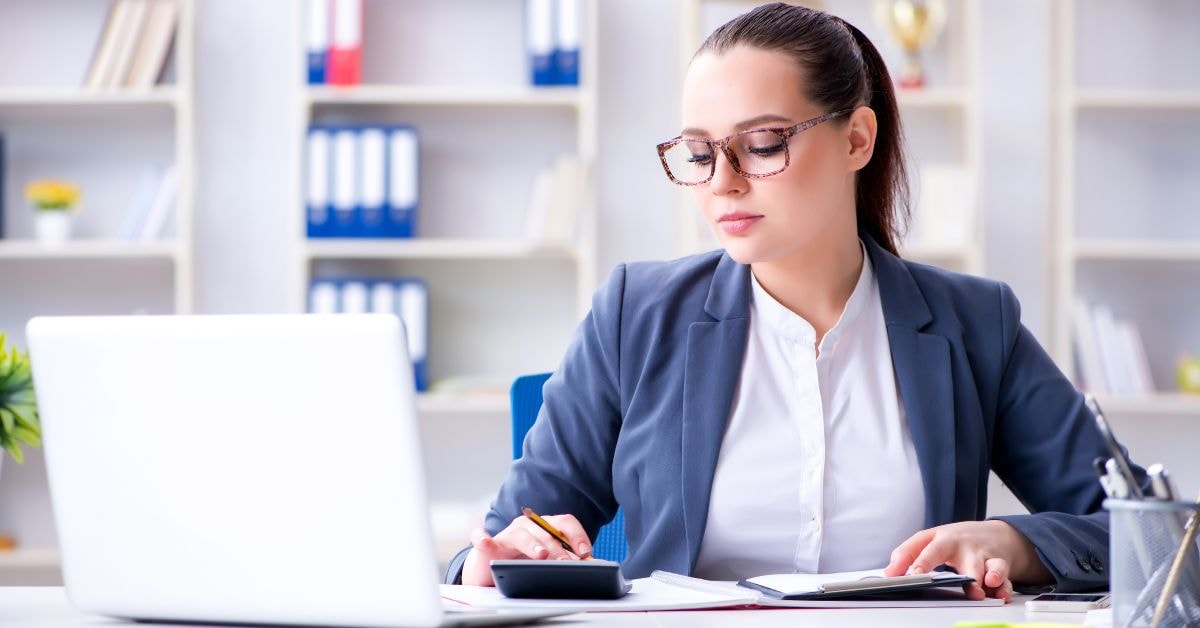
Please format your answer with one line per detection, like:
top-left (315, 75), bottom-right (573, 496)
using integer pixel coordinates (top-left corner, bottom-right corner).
top-left (655, 109), bottom-right (854, 186)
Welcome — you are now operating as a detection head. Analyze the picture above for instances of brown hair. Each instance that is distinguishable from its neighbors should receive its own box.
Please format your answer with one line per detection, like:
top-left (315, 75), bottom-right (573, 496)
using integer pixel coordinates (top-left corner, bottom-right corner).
top-left (696, 2), bottom-right (911, 256)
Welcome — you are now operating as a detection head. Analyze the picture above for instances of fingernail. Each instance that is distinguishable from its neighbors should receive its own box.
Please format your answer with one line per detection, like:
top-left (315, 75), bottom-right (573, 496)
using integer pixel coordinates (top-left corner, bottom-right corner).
top-left (556, 555), bottom-right (570, 561)
top-left (578, 543), bottom-right (591, 555)
top-left (909, 566), bottom-right (925, 575)
top-left (533, 545), bottom-right (545, 556)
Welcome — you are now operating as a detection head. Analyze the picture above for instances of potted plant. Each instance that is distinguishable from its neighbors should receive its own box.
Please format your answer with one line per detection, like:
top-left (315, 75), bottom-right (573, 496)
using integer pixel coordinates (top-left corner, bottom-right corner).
top-left (25, 180), bottom-right (81, 245)
top-left (0, 332), bottom-right (41, 466)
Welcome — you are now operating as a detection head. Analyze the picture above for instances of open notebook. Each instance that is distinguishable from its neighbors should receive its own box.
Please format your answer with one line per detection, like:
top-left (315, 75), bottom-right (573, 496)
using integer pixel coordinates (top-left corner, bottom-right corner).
top-left (440, 569), bottom-right (1003, 612)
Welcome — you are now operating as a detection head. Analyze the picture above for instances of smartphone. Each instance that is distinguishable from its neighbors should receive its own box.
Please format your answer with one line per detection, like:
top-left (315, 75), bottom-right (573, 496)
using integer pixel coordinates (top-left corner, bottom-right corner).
top-left (1024, 592), bottom-right (1112, 612)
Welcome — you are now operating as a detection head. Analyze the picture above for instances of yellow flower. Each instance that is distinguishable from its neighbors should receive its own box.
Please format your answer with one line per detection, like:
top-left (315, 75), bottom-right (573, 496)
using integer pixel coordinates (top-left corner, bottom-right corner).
top-left (25, 180), bottom-right (81, 211)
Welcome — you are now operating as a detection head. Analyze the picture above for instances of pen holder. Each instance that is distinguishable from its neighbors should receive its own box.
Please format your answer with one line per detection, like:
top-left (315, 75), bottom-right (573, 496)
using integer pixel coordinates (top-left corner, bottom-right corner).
top-left (1105, 499), bottom-right (1200, 628)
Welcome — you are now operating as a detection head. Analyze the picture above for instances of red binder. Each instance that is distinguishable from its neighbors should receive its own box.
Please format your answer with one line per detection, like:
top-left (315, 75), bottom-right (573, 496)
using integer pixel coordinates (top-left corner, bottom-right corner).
top-left (328, 0), bottom-right (362, 85)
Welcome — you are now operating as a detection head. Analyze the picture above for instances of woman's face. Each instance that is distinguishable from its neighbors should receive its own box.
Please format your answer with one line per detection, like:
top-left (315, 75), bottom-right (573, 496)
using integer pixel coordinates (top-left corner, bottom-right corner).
top-left (679, 45), bottom-right (874, 265)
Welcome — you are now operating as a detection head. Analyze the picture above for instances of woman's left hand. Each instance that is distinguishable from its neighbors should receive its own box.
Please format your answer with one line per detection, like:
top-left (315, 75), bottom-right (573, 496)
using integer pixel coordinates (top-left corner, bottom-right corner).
top-left (884, 520), bottom-right (1052, 602)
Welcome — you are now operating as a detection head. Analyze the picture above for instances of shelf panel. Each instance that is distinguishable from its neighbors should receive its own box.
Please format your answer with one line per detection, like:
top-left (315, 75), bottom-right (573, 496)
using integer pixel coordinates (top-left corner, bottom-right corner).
top-left (896, 88), bottom-right (971, 109)
top-left (0, 87), bottom-right (179, 107)
top-left (1073, 90), bottom-right (1200, 110)
top-left (0, 240), bottom-right (180, 260)
top-left (417, 392), bottom-right (509, 416)
top-left (1095, 393), bottom-right (1200, 417)
top-left (307, 85), bottom-right (586, 108)
top-left (305, 239), bottom-right (578, 261)
top-left (0, 547), bottom-right (60, 569)
top-left (1074, 239), bottom-right (1200, 263)
top-left (899, 242), bottom-right (971, 263)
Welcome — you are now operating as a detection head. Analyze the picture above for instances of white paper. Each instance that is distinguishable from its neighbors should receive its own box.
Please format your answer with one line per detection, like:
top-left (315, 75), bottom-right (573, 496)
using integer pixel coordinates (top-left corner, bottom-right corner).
top-left (440, 578), bottom-right (756, 613)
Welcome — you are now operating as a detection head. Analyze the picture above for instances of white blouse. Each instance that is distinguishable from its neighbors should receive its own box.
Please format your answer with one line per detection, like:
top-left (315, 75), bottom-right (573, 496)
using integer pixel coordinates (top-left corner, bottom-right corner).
top-left (692, 241), bottom-right (927, 580)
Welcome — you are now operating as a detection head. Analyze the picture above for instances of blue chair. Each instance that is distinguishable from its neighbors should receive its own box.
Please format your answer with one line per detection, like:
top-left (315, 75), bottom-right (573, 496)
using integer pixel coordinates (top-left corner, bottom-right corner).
top-left (510, 373), bottom-right (628, 562)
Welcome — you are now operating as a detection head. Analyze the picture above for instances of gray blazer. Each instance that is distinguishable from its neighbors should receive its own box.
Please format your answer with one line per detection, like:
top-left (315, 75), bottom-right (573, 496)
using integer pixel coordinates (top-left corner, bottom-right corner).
top-left (446, 235), bottom-right (1141, 592)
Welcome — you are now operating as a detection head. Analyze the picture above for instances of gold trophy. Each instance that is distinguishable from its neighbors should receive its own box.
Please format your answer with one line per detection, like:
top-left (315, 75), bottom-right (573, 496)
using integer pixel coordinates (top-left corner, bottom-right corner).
top-left (874, 0), bottom-right (947, 89)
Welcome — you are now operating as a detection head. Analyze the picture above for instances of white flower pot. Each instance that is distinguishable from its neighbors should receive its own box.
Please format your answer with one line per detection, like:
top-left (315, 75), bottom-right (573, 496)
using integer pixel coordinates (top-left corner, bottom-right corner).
top-left (34, 212), bottom-right (73, 245)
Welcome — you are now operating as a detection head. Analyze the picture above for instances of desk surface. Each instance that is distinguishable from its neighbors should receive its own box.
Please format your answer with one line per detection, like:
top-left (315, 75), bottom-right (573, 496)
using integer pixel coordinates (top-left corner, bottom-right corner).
top-left (0, 587), bottom-right (1094, 628)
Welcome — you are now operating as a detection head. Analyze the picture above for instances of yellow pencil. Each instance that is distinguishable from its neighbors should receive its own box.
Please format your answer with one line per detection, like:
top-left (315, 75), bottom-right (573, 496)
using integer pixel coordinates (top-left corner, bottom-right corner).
top-left (522, 507), bottom-right (593, 560)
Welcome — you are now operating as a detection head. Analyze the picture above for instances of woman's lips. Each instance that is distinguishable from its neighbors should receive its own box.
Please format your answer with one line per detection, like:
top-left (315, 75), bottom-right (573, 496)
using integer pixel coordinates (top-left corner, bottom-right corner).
top-left (718, 212), bottom-right (763, 235)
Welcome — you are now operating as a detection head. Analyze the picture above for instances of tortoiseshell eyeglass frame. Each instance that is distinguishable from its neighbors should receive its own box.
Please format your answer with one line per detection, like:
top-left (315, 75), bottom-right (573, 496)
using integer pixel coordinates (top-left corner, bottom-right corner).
top-left (655, 109), bottom-right (856, 186)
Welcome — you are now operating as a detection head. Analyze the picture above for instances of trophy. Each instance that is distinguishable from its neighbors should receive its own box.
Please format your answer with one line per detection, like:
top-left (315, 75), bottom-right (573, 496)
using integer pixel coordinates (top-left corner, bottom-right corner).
top-left (874, 0), bottom-right (947, 89)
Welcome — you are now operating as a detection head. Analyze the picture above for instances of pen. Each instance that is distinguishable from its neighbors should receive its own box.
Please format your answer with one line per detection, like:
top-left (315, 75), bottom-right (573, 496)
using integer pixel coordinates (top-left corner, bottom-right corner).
top-left (1146, 463), bottom-right (1178, 501)
top-left (1093, 456), bottom-right (1115, 499)
top-left (522, 507), bottom-right (592, 560)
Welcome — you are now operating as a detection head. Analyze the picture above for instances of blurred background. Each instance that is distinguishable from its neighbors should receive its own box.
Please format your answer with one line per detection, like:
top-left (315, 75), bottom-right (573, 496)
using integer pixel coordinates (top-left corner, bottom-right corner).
top-left (0, 0), bottom-right (1198, 585)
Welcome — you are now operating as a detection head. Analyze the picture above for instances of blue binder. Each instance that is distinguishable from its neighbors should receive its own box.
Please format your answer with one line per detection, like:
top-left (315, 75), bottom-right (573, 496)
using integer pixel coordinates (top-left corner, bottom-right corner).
top-left (330, 127), bottom-right (359, 238)
top-left (359, 127), bottom-right (388, 238)
top-left (554, 0), bottom-right (581, 86)
top-left (527, 0), bottom-right (557, 86)
top-left (386, 126), bottom-right (419, 238)
top-left (306, 0), bottom-right (329, 84)
top-left (305, 127), bottom-right (333, 238)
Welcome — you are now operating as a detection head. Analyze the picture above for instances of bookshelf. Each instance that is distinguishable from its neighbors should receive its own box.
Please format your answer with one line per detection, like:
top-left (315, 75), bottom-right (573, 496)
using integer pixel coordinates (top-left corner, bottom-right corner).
top-left (1050, 0), bottom-right (1200, 418)
top-left (0, 0), bottom-right (197, 326)
top-left (0, 0), bottom-right (196, 586)
top-left (674, 0), bottom-right (985, 275)
top-left (292, 0), bottom-right (599, 398)
top-left (291, 0), bottom-right (599, 563)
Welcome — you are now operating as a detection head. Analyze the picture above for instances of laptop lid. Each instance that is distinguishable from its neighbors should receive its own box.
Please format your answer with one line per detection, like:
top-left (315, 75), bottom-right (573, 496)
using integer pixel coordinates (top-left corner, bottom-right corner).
top-left (28, 314), bottom-right (446, 627)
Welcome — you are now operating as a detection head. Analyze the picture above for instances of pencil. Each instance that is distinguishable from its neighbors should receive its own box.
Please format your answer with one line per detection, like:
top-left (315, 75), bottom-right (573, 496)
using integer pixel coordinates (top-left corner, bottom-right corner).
top-left (522, 507), bottom-right (593, 560)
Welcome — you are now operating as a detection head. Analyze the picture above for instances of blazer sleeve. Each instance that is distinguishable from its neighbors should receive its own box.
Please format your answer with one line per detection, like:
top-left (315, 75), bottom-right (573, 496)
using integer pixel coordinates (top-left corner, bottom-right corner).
top-left (443, 264), bottom-right (626, 585)
top-left (987, 282), bottom-right (1148, 593)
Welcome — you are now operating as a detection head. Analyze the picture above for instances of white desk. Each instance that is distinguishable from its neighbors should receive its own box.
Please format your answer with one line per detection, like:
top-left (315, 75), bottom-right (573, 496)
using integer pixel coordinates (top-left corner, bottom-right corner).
top-left (0, 587), bottom-right (1094, 628)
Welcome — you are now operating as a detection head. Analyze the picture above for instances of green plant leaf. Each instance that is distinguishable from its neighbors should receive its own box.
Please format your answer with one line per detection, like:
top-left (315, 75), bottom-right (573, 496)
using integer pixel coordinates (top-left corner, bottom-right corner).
top-left (4, 442), bottom-right (24, 464)
top-left (11, 414), bottom-right (39, 436)
top-left (6, 387), bottom-right (35, 406)
top-left (12, 426), bottom-right (40, 447)
top-left (0, 408), bottom-right (14, 435)
top-left (8, 402), bottom-right (38, 425)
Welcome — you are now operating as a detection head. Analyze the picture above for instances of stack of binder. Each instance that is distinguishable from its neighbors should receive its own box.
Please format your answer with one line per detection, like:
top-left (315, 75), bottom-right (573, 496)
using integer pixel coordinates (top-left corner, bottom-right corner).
top-left (308, 277), bottom-right (429, 391)
top-left (526, 0), bottom-right (583, 86)
top-left (306, 125), bottom-right (419, 239)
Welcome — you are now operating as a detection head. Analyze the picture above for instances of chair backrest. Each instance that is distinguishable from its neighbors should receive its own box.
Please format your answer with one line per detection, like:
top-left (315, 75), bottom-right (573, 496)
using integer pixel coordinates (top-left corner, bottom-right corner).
top-left (509, 373), bottom-right (628, 563)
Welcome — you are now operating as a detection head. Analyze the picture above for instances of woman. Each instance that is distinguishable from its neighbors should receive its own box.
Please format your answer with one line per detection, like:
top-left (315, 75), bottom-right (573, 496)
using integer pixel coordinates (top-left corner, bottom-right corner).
top-left (447, 3), bottom-right (1137, 600)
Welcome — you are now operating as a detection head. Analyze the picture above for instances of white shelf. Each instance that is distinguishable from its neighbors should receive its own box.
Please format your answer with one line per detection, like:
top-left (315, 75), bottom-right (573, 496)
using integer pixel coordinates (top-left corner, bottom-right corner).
top-left (0, 87), bottom-right (180, 107)
top-left (896, 88), bottom-right (971, 109)
top-left (304, 239), bottom-right (579, 261)
top-left (900, 241), bottom-right (972, 263)
top-left (1073, 89), bottom-right (1200, 110)
top-left (0, 240), bottom-right (180, 260)
top-left (0, 547), bottom-right (60, 569)
top-left (1073, 239), bottom-right (1200, 263)
top-left (306, 85), bottom-right (587, 108)
top-left (417, 392), bottom-right (510, 416)
top-left (1094, 393), bottom-right (1200, 417)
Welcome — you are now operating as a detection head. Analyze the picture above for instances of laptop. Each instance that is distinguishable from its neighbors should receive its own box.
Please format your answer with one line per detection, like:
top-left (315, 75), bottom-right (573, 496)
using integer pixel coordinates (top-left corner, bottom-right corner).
top-left (27, 314), bottom-right (567, 627)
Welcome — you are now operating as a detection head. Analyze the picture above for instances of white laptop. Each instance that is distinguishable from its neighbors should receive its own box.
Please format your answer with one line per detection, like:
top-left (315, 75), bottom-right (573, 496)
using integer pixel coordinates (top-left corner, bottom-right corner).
top-left (27, 314), bottom-right (566, 628)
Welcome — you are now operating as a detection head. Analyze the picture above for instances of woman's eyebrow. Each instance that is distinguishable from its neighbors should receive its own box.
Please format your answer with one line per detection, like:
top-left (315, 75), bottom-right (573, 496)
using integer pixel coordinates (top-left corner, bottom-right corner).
top-left (680, 113), bottom-right (795, 137)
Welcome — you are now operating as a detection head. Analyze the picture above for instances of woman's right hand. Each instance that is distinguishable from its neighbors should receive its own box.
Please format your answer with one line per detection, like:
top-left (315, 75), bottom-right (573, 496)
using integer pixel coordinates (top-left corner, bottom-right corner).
top-left (461, 514), bottom-right (593, 586)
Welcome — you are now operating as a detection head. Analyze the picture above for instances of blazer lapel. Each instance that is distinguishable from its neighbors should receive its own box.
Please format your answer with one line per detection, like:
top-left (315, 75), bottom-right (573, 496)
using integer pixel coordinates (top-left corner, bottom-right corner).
top-left (865, 236), bottom-right (957, 527)
top-left (681, 253), bottom-right (750, 573)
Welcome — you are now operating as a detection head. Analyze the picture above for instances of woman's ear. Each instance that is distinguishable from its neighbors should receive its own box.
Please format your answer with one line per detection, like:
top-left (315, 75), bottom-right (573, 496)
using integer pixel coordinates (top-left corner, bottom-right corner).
top-left (845, 106), bottom-right (877, 173)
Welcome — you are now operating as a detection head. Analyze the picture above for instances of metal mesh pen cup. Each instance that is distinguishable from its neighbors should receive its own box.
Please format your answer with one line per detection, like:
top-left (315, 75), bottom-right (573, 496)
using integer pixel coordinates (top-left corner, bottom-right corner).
top-left (1106, 499), bottom-right (1200, 628)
